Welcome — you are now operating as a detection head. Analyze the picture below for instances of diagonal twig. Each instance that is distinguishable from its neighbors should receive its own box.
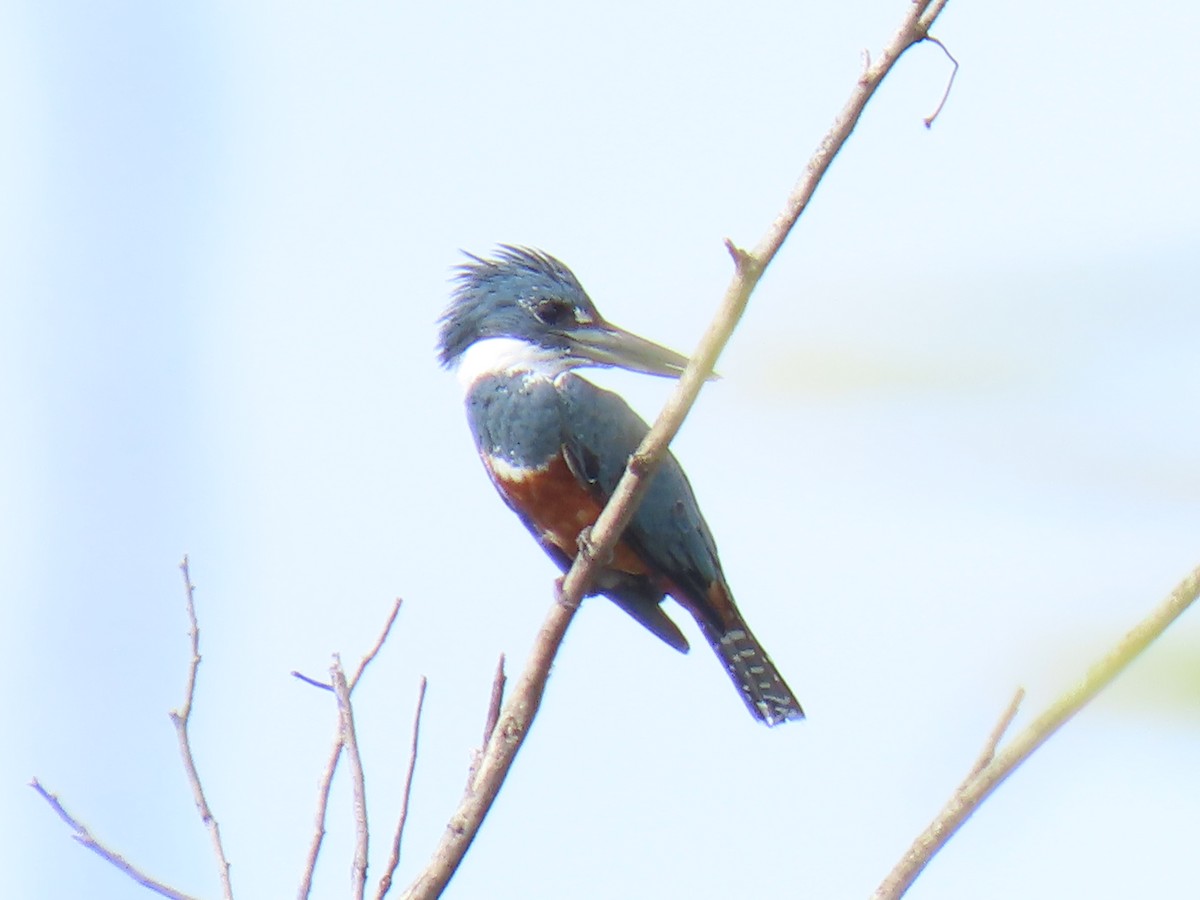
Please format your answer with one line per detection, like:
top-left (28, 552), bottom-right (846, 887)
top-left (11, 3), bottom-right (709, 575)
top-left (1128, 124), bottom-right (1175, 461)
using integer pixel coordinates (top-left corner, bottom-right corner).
top-left (30, 778), bottom-right (200, 900)
top-left (376, 677), bottom-right (429, 900)
top-left (349, 599), bottom-right (405, 689)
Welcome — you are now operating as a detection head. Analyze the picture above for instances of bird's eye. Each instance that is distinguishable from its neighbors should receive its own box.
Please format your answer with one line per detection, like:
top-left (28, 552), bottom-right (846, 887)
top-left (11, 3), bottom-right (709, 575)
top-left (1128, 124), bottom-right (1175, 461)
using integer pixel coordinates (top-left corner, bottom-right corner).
top-left (532, 298), bottom-right (573, 326)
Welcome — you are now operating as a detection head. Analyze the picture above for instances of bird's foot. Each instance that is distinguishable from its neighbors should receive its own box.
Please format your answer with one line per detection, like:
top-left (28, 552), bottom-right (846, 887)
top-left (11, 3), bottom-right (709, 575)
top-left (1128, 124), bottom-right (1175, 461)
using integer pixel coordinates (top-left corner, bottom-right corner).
top-left (575, 525), bottom-right (612, 568)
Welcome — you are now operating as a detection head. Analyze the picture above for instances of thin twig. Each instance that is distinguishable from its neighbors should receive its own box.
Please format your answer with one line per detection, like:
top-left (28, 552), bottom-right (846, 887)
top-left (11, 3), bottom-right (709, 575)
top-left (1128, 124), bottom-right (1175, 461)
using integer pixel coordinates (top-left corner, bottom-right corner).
top-left (482, 654), bottom-right (507, 749)
top-left (376, 678), bottom-right (429, 900)
top-left (332, 657), bottom-right (369, 900)
top-left (922, 35), bottom-right (959, 127)
top-left (297, 725), bottom-right (346, 900)
top-left (297, 598), bottom-right (403, 900)
top-left (350, 599), bottom-right (405, 688)
top-left (965, 688), bottom-right (1024, 780)
top-left (398, 3), bottom-right (953, 898)
top-left (291, 671), bottom-right (334, 691)
top-left (30, 778), bottom-right (200, 900)
top-left (466, 655), bottom-right (508, 788)
top-left (872, 563), bottom-right (1200, 900)
top-left (170, 556), bottom-right (234, 900)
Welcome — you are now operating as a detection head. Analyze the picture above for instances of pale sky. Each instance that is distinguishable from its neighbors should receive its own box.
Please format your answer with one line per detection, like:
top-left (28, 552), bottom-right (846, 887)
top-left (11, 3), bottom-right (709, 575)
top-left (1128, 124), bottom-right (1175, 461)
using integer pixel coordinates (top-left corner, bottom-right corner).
top-left (3, 2), bottom-right (1199, 899)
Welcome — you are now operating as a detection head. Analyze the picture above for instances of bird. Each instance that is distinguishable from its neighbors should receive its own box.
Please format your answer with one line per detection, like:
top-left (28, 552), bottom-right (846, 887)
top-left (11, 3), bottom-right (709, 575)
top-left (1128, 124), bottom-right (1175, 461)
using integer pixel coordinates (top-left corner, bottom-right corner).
top-left (438, 246), bottom-right (803, 726)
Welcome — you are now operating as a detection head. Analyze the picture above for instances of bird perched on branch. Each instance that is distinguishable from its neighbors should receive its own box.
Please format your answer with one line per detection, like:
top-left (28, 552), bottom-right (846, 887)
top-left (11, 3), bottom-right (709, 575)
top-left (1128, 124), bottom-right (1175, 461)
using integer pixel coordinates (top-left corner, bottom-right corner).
top-left (438, 246), bottom-right (803, 725)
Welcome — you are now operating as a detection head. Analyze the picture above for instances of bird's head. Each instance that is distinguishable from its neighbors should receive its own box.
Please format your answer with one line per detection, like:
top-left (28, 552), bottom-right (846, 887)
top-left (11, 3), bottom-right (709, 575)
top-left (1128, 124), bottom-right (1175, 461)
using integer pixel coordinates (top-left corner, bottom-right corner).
top-left (438, 246), bottom-right (695, 383)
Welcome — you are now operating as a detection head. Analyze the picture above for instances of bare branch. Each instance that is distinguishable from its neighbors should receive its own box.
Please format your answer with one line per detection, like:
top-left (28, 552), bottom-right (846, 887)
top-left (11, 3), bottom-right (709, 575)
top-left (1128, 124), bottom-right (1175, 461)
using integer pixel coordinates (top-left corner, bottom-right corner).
top-left (30, 778), bottom-right (200, 900)
top-left (332, 657), bottom-right (369, 900)
top-left (298, 599), bottom-right (403, 900)
top-left (34, 557), bottom-right (229, 898)
top-left (873, 563), bottom-right (1200, 899)
top-left (298, 728), bottom-right (343, 900)
top-left (169, 556), bottom-right (234, 900)
top-left (376, 677), bottom-right (429, 900)
top-left (398, 3), bottom-right (953, 897)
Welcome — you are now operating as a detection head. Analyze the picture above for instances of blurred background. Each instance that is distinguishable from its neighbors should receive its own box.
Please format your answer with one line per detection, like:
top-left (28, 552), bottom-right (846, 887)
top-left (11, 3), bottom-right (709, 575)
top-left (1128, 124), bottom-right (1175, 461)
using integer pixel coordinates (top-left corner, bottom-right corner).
top-left (2, 1), bottom-right (1198, 898)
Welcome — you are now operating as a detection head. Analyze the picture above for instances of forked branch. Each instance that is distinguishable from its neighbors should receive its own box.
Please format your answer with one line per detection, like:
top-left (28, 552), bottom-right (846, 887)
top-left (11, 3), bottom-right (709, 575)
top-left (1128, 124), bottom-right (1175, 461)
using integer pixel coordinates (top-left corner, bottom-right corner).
top-left (297, 598), bottom-right (406, 900)
top-left (873, 563), bottom-right (1200, 899)
top-left (171, 556), bottom-right (234, 899)
top-left (32, 557), bottom-right (233, 900)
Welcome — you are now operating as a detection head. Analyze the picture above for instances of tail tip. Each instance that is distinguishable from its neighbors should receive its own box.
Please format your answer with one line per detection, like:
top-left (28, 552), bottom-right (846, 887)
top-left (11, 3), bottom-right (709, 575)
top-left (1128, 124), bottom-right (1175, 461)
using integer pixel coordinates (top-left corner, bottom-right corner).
top-left (717, 628), bottom-right (805, 726)
top-left (756, 697), bottom-right (805, 726)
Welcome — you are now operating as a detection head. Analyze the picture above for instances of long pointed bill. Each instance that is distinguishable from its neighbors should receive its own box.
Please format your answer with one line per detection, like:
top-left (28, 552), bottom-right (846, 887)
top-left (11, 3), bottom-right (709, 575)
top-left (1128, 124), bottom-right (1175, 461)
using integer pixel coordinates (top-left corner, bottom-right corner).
top-left (563, 322), bottom-right (713, 379)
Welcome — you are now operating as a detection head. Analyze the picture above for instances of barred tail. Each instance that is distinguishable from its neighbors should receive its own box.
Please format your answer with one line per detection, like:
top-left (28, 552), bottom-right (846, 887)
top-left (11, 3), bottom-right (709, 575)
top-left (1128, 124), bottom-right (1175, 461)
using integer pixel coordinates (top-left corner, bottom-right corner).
top-left (708, 625), bottom-right (804, 726)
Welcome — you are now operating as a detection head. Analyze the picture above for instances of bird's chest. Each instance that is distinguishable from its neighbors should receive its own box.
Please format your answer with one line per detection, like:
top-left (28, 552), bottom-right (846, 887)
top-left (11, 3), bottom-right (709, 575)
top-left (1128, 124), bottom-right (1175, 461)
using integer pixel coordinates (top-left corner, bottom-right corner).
top-left (465, 373), bottom-right (564, 470)
top-left (485, 452), bottom-right (648, 576)
top-left (487, 452), bottom-right (599, 553)
top-left (465, 374), bottom-right (647, 575)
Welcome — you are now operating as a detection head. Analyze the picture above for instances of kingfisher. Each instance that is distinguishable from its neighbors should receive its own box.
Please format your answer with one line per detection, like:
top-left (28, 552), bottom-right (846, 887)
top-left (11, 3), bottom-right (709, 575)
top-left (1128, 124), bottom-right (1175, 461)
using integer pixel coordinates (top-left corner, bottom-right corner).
top-left (438, 246), bottom-right (803, 726)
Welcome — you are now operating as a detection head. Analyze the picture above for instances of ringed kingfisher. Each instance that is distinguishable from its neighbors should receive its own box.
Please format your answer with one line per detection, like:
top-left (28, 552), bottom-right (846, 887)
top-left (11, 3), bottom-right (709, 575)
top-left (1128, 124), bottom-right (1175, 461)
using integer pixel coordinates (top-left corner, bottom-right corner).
top-left (438, 246), bottom-right (803, 726)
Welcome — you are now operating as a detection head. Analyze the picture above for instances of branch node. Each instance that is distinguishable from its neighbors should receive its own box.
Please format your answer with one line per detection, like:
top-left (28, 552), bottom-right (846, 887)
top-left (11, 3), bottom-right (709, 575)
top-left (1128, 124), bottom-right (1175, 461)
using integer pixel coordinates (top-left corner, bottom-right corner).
top-left (552, 575), bottom-right (577, 610)
top-left (723, 238), bottom-right (752, 272)
top-left (625, 450), bottom-right (647, 477)
top-left (967, 687), bottom-right (1025, 779)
